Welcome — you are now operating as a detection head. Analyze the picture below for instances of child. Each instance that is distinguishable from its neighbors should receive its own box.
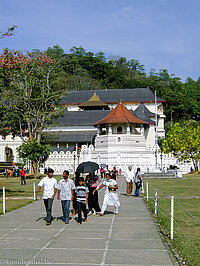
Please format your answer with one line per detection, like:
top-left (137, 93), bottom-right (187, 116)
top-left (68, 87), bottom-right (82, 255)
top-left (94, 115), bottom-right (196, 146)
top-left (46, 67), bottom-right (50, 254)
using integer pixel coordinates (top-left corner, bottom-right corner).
top-left (75, 177), bottom-right (89, 224)
top-left (93, 173), bottom-right (120, 215)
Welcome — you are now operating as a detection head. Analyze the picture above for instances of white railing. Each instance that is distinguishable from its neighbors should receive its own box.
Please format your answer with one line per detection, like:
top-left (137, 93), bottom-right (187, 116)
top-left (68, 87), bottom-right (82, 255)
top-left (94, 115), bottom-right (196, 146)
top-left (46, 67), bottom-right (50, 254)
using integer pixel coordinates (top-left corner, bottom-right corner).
top-left (1, 185), bottom-right (36, 215)
top-left (144, 182), bottom-right (200, 253)
top-left (41, 145), bottom-right (194, 175)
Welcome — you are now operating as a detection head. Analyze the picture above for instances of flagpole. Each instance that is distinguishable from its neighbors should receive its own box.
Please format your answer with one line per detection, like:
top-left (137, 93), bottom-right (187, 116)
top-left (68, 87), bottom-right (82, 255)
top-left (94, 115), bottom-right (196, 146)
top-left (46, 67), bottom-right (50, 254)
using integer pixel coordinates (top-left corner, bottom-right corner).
top-left (155, 90), bottom-right (158, 170)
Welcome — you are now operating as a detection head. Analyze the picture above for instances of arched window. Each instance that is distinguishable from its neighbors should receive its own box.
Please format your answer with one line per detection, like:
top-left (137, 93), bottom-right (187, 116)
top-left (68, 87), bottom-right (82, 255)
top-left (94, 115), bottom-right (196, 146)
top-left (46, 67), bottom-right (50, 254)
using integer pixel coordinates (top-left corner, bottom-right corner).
top-left (117, 126), bottom-right (122, 134)
top-left (117, 137), bottom-right (122, 143)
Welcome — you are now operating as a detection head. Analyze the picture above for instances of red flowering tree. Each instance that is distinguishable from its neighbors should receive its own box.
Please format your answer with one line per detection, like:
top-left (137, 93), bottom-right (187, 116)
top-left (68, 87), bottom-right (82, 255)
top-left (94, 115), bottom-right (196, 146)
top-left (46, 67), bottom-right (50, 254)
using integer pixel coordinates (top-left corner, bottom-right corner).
top-left (0, 48), bottom-right (66, 174)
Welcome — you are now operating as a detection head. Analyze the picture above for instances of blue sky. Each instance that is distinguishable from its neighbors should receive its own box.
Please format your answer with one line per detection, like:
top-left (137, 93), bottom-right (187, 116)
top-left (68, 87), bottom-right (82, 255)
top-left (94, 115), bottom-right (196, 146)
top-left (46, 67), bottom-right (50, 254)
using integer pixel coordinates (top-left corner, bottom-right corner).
top-left (1, 0), bottom-right (200, 81)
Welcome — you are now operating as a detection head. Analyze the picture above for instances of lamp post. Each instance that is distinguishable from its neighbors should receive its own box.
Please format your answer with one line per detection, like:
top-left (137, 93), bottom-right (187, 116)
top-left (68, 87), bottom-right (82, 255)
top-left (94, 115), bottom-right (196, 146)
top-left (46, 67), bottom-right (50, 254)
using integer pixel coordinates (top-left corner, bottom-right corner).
top-left (155, 149), bottom-right (157, 171)
top-left (5, 145), bottom-right (9, 177)
top-left (77, 148), bottom-right (81, 166)
top-left (73, 153), bottom-right (76, 174)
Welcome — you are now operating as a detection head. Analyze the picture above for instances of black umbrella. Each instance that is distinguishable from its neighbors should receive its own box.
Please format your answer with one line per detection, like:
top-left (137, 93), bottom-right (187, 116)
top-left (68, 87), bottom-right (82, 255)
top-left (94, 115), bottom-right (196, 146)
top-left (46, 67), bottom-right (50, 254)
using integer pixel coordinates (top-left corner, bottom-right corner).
top-left (76, 161), bottom-right (99, 174)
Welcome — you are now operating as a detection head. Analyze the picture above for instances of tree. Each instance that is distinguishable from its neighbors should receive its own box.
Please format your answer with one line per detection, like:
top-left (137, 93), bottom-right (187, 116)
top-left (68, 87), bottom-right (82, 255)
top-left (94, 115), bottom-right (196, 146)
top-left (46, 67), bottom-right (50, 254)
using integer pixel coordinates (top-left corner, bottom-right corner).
top-left (95, 51), bottom-right (106, 62)
top-left (70, 46), bottom-right (86, 57)
top-left (46, 45), bottom-right (65, 59)
top-left (161, 121), bottom-right (200, 171)
top-left (0, 25), bottom-right (17, 39)
top-left (0, 49), bottom-right (67, 174)
top-left (17, 142), bottom-right (51, 177)
top-left (127, 59), bottom-right (145, 74)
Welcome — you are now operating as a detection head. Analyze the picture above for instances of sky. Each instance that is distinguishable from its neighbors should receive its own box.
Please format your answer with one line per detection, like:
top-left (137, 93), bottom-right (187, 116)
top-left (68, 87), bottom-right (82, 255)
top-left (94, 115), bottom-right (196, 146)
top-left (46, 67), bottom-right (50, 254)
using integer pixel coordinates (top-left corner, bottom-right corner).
top-left (1, 0), bottom-right (200, 82)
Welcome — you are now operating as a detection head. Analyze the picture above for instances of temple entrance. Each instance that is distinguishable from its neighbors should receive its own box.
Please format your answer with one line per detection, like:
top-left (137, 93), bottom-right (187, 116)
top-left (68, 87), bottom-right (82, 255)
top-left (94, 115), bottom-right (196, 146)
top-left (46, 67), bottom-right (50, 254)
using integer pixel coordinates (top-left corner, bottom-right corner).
top-left (5, 147), bottom-right (13, 163)
top-left (117, 126), bottom-right (122, 134)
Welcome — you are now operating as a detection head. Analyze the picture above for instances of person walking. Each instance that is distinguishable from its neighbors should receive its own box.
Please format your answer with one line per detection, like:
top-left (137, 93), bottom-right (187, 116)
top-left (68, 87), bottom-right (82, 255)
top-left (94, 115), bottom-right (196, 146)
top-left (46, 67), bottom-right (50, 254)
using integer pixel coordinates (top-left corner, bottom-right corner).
top-left (93, 172), bottom-right (120, 215)
top-left (20, 167), bottom-right (26, 185)
top-left (134, 168), bottom-right (142, 197)
top-left (86, 172), bottom-right (102, 215)
top-left (124, 165), bottom-right (134, 196)
top-left (75, 177), bottom-right (89, 224)
top-left (57, 170), bottom-right (75, 224)
top-left (72, 172), bottom-right (80, 215)
top-left (111, 166), bottom-right (118, 180)
top-left (36, 168), bottom-right (57, 225)
top-left (100, 167), bottom-right (105, 179)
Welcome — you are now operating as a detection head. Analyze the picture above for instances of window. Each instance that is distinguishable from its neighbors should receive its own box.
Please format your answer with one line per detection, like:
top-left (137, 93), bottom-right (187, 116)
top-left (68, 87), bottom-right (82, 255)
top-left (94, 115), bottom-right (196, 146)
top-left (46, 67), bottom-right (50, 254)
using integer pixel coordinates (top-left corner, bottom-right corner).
top-left (118, 137), bottom-right (122, 143)
top-left (117, 126), bottom-right (122, 134)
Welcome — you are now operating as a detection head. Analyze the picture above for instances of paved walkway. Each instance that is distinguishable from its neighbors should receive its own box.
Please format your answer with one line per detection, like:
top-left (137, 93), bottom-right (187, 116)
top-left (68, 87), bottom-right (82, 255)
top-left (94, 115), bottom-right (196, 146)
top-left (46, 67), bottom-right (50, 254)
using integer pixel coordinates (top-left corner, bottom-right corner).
top-left (0, 176), bottom-right (176, 266)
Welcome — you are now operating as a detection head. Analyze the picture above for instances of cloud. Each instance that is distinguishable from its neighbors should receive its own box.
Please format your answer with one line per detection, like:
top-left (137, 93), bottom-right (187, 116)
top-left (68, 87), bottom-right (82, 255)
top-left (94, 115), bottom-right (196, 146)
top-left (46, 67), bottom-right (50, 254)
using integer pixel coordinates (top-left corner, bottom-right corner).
top-left (121, 6), bottom-right (133, 16)
top-left (112, 6), bottom-right (133, 18)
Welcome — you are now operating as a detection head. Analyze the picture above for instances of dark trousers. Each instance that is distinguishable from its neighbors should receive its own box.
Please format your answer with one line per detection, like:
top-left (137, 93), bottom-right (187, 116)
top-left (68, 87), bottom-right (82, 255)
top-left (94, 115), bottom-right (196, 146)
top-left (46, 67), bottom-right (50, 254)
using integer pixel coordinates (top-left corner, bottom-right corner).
top-left (88, 187), bottom-right (101, 212)
top-left (77, 201), bottom-right (87, 224)
top-left (134, 184), bottom-right (141, 197)
top-left (73, 193), bottom-right (78, 213)
top-left (43, 198), bottom-right (53, 223)
top-left (61, 200), bottom-right (70, 222)
top-left (21, 175), bottom-right (26, 185)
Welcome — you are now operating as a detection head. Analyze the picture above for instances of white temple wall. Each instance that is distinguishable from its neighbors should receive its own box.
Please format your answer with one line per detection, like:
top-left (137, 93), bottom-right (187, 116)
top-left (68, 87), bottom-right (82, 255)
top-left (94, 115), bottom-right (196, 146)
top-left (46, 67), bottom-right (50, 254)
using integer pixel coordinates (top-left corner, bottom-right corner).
top-left (95, 134), bottom-right (146, 152)
top-left (41, 145), bottom-right (194, 175)
top-left (0, 136), bottom-right (23, 163)
top-left (145, 124), bottom-right (156, 149)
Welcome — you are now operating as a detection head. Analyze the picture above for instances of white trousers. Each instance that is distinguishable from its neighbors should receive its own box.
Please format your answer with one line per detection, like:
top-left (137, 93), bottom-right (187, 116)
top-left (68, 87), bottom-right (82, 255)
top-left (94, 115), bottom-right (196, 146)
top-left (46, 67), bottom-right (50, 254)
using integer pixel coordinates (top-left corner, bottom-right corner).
top-left (101, 193), bottom-right (120, 214)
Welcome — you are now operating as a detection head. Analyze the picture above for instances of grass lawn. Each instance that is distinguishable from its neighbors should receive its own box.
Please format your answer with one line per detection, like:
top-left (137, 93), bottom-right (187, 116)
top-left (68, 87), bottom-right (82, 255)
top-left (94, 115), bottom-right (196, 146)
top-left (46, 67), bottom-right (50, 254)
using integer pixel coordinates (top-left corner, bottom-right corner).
top-left (0, 199), bottom-right (34, 214)
top-left (0, 175), bottom-right (67, 215)
top-left (143, 173), bottom-right (200, 265)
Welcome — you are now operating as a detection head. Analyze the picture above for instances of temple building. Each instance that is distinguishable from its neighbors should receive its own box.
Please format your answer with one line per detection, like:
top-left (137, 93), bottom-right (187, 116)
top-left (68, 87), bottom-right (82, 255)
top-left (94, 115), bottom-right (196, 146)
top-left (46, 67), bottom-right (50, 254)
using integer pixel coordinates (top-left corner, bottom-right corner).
top-left (0, 88), bottom-right (192, 174)
top-left (42, 88), bottom-right (167, 173)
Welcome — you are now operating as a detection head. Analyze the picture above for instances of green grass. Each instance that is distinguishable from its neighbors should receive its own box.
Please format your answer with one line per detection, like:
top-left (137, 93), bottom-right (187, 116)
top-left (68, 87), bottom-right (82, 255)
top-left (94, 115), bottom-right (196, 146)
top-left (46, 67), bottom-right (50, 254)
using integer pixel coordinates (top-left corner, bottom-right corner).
top-left (0, 175), bottom-right (68, 214)
top-left (0, 175), bottom-right (74, 197)
top-left (144, 173), bottom-right (200, 265)
top-left (0, 199), bottom-right (34, 215)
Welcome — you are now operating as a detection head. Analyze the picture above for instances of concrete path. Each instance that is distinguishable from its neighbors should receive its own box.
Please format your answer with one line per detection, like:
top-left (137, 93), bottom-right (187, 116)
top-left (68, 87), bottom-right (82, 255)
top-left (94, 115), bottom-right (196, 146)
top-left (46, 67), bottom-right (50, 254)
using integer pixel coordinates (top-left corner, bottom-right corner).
top-left (0, 176), bottom-right (176, 266)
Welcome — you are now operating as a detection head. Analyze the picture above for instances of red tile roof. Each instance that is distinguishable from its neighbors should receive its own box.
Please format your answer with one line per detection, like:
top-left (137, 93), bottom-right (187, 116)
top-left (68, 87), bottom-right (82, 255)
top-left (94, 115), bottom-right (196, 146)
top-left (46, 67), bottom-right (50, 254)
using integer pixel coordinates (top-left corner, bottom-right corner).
top-left (93, 103), bottom-right (147, 125)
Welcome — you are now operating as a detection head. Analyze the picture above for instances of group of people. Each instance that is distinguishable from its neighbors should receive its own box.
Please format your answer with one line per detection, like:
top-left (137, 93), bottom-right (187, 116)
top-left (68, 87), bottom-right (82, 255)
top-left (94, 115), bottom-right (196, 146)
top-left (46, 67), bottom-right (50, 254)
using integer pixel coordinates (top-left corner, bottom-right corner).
top-left (36, 168), bottom-right (120, 225)
top-left (4, 167), bottom-right (27, 185)
top-left (100, 166), bottom-right (120, 180)
top-left (35, 165), bottom-right (142, 226)
top-left (124, 165), bottom-right (143, 197)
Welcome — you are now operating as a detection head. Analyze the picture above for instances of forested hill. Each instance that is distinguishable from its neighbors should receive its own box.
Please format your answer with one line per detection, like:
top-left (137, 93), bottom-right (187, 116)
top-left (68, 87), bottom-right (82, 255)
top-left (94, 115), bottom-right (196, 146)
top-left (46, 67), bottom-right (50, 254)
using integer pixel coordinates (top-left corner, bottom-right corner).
top-left (41, 45), bottom-right (200, 123)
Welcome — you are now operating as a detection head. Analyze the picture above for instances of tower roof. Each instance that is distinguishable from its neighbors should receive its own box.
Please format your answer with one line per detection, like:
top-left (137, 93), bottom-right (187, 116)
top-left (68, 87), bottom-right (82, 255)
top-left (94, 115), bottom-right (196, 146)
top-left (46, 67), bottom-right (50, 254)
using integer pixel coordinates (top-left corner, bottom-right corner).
top-left (79, 92), bottom-right (108, 108)
top-left (134, 103), bottom-right (155, 117)
top-left (133, 103), bottom-right (155, 124)
top-left (93, 103), bottom-right (147, 126)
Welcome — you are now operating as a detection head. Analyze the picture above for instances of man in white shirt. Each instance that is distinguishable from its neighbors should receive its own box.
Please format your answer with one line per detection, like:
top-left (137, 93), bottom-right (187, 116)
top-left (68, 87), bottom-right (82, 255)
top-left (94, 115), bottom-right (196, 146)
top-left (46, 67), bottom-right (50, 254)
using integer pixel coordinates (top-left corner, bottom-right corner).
top-left (124, 165), bottom-right (134, 196)
top-left (36, 168), bottom-right (57, 225)
top-left (57, 170), bottom-right (75, 224)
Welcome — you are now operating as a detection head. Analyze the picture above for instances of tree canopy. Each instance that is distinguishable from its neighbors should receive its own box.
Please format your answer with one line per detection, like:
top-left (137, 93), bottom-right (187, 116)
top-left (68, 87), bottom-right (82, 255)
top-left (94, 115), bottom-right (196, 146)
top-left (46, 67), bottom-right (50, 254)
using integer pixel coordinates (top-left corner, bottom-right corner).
top-left (17, 142), bottom-right (51, 177)
top-left (0, 48), bottom-right (67, 174)
top-left (0, 48), bottom-right (67, 143)
top-left (44, 45), bottom-right (200, 124)
top-left (160, 121), bottom-right (200, 171)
